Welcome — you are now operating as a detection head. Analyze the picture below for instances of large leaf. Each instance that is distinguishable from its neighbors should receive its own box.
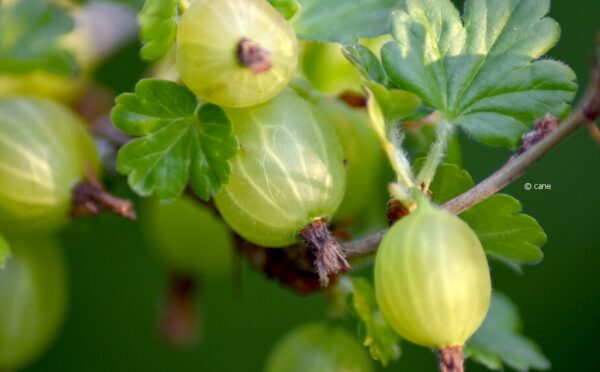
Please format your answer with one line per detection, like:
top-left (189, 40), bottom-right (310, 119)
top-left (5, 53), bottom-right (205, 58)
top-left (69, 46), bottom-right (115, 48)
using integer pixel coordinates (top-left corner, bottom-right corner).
top-left (291, 0), bottom-right (404, 44)
top-left (111, 79), bottom-right (239, 202)
top-left (0, 234), bottom-right (8, 269)
top-left (466, 292), bottom-right (550, 371)
top-left (137, 0), bottom-right (177, 61)
top-left (381, 0), bottom-right (577, 148)
top-left (349, 277), bottom-right (401, 366)
top-left (0, 0), bottom-right (76, 75)
top-left (428, 164), bottom-right (546, 269)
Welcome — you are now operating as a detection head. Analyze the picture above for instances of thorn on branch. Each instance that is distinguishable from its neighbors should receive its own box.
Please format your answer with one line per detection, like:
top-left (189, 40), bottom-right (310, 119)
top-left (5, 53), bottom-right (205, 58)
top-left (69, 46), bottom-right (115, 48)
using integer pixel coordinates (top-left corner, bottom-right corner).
top-left (71, 168), bottom-right (137, 220)
top-left (237, 38), bottom-right (272, 74)
top-left (300, 219), bottom-right (351, 287)
top-left (514, 114), bottom-right (560, 157)
top-left (438, 346), bottom-right (464, 372)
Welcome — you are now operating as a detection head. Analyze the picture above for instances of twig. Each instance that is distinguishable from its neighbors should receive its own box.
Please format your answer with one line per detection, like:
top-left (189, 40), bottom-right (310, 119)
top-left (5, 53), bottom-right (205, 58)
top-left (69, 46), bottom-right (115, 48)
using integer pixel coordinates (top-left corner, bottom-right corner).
top-left (342, 83), bottom-right (599, 257)
top-left (439, 347), bottom-right (464, 372)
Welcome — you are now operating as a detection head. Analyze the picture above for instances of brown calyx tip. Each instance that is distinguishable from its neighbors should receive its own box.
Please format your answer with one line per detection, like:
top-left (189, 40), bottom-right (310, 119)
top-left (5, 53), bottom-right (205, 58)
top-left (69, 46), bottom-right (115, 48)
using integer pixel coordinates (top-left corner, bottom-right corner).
top-left (237, 37), bottom-right (272, 74)
top-left (71, 168), bottom-right (137, 220)
top-left (300, 219), bottom-right (351, 287)
top-left (160, 272), bottom-right (199, 348)
top-left (439, 346), bottom-right (464, 372)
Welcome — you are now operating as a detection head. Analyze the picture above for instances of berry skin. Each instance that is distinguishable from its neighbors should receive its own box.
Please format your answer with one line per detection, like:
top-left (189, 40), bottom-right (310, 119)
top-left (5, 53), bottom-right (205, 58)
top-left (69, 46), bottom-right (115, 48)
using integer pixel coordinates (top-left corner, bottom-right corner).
top-left (317, 99), bottom-right (383, 222)
top-left (265, 322), bottom-right (374, 372)
top-left (214, 89), bottom-right (346, 248)
top-left (0, 97), bottom-right (99, 234)
top-left (375, 196), bottom-right (491, 348)
top-left (0, 237), bottom-right (67, 371)
top-left (176, 0), bottom-right (298, 108)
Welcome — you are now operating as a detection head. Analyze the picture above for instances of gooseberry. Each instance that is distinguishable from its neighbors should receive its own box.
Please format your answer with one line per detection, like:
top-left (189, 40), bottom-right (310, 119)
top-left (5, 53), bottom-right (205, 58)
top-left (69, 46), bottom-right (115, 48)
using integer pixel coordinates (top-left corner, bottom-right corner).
top-left (265, 322), bottom-right (373, 372)
top-left (176, 0), bottom-right (298, 108)
top-left (0, 97), bottom-right (99, 233)
top-left (0, 237), bottom-right (67, 370)
top-left (375, 195), bottom-right (491, 349)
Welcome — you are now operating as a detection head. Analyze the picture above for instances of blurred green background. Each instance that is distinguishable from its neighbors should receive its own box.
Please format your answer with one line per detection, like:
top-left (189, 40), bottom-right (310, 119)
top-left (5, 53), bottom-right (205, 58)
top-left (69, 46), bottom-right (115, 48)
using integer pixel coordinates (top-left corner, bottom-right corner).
top-left (24, 0), bottom-right (600, 371)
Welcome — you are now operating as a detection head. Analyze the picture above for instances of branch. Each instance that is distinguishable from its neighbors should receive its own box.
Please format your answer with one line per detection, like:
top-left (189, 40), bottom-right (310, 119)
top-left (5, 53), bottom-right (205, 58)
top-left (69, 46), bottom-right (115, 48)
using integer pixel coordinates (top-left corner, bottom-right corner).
top-left (342, 76), bottom-right (600, 258)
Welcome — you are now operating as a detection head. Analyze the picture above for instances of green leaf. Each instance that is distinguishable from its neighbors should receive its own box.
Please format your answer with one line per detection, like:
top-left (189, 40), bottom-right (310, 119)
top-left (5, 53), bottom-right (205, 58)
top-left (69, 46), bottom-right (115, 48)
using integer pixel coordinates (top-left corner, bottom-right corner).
top-left (138, 0), bottom-right (177, 61)
top-left (0, 234), bottom-right (9, 269)
top-left (291, 0), bottom-right (404, 44)
top-left (268, 0), bottom-right (300, 20)
top-left (343, 44), bottom-right (387, 85)
top-left (111, 79), bottom-right (239, 202)
top-left (427, 164), bottom-right (546, 268)
top-left (349, 277), bottom-right (401, 366)
top-left (381, 0), bottom-right (577, 148)
top-left (460, 194), bottom-right (546, 268)
top-left (465, 292), bottom-right (550, 371)
top-left (0, 0), bottom-right (76, 75)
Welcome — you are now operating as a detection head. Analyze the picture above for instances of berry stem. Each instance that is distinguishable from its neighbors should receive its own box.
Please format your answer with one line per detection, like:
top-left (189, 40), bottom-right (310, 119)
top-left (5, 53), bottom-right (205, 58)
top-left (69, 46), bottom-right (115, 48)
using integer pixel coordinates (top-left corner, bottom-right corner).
top-left (439, 346), bottom-right (464, 372)
top-left (300, 219), bottom-right (351, 286)
top-left (237, 38), bottom-right (272, 74)
top-left (416, 118), bottom-right (454, 193)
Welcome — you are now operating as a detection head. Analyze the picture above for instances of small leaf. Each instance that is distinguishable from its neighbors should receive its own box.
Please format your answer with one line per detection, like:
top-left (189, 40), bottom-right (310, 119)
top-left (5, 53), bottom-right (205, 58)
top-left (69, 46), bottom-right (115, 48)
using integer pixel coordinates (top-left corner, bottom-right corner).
top-left (138, 0), bottom-right (178, 61)
top-left (427, 164), bottom-right (546, 268)
top-left (465, 292), bottom-right (550, 371)
top-left (342, 44), bottom-right (387, 85)
top-left (111, 79), bottom-right (239, 202)
top-left (0, 0), bottom-right (76, 75)
top-left (267, 0), bottom-right (300, 20)
top-left (381, 0), bottom-right (577, 148)
top-left (0, 235), bottom-right (9, 269)
top-left (350, 277), bottom-right (401, 366)
top-left (460, 195), bottom-right (546, 268)
top-left (291, 0), bottom-right (404, 44)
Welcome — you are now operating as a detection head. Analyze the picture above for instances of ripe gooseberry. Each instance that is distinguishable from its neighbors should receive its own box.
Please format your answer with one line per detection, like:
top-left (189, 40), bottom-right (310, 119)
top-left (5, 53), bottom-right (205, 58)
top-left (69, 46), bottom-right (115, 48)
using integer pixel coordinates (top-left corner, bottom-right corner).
top-left (0, 237), bottom-right (67, 371)
top-left (0, 97), bottom-right (99, 234)
top-left (265, 322), bottom-right (373, 372)
top-left (375, 195), bottom-right (491, 350)
top-left (176, 0), bottom-right (298, 108)
top-left (215, 89), bottom-right (348, 284)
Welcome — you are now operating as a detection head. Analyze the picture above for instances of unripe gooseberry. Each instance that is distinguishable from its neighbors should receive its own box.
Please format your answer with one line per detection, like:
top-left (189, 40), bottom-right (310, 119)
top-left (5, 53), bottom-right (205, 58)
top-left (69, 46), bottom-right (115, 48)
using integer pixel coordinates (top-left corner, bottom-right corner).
top-left (0, 237), bottom-right (67, 370)
top-left (140, 196), bottom-right (233, 278)
top-left (176, 0), bottom-right (298, 108)
top-left (215, 89), bottom-right (346, 248)
top-left (265, 322), bottom-right (373, 372)
top-left (375, 196), bottom-right (491, 348)
top-left (0, 97), bottom-right (99, 234)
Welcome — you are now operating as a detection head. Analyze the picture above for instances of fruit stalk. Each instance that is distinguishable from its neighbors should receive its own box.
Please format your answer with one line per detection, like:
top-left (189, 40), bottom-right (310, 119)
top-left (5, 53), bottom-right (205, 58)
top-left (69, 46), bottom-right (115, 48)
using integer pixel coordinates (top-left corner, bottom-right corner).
top-left (438, 346), bottom-right (464, 372)
top-left (300, 219), bottom-right (351, 286)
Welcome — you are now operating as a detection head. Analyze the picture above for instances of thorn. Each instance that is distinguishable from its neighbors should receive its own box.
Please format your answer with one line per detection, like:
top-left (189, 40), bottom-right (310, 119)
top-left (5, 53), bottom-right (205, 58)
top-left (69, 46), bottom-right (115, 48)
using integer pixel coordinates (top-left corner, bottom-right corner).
top-left (514, 114), bottom-right (560, 157)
